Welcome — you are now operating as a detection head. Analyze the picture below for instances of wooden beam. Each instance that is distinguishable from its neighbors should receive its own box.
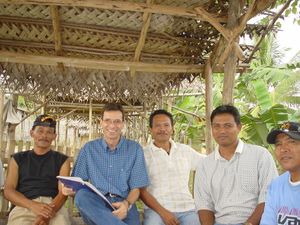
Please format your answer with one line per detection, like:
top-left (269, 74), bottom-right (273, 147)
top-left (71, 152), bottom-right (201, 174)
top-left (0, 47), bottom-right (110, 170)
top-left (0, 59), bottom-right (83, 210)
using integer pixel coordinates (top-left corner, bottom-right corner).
top-left (0, 0), bottom-right (227, 23)
top-left (0, 39), bottom-right (195, 60)
top-left (0, 50), bottom-right (204, 73)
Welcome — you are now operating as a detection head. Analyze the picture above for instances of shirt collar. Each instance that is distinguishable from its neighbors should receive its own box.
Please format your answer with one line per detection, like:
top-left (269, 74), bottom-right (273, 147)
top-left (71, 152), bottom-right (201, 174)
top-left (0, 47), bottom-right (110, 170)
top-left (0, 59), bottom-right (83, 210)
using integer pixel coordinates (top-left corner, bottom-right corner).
top-left (214, 139), bottom-right (244, 160)
top-left (150, 139), bottom-right (177, 153)
top-left (101, 136), bottom-right (124, 152)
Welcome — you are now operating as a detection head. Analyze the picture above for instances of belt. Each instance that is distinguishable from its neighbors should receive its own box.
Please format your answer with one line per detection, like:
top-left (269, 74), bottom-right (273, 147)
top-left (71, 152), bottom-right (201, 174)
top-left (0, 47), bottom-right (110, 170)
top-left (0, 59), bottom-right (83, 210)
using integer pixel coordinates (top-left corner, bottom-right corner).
top-left (105, 193), bottom-right (119, 198)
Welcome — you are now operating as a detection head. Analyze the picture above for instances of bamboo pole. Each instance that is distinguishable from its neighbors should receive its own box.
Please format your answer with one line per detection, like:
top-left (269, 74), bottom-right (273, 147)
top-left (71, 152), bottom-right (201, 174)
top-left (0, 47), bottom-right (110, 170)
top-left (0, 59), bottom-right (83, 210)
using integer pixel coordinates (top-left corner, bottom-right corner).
top-left (88, 98), bottom-right (93, 141)
top-left (204, 58), bottom-right (213, 154)
top-left (0, 89), bottom-right (4, 159)
top-left (64, 117), bottom-right (68, 154)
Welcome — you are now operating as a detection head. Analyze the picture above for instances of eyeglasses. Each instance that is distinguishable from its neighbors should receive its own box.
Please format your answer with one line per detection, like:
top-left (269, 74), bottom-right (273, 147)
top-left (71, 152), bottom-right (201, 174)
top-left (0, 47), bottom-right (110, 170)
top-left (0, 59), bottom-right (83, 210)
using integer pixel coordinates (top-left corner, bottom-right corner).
top-left (102, 119), bottom-right (123, 126)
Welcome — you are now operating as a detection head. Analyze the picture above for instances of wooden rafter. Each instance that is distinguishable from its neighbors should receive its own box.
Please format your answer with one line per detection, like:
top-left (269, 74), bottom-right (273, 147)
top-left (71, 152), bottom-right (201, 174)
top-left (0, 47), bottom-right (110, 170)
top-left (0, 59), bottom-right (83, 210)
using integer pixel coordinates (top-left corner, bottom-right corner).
top-left (194, 6), bottom-right (245, 65)
top-left (0, 50), bottom-right (204, 73)
top-left (131, 0), bottom-right (153, 78)
top-left (0, 0), bottom-right (227, 23)
top-left (50, 6), bottom-right (62, 56)
top-left (0, 39), bottom-right (196, 60)
top-left (133, 0), bottom-right (153, 62)
top-left (194, 6), bottom-right (231, 40)
top-left (216, 0), bottom-right (257, 66)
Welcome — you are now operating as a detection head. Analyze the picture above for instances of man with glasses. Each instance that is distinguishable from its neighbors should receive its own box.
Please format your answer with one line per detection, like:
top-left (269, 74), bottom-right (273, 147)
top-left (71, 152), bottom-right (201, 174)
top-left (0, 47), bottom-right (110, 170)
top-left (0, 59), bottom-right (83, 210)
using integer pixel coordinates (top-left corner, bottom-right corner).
top-left (63, 103), bottom-right (149, 225)
top-left (140, 109), bottom-right (205, 225)
top-left (4, 115), bottom-right (71, 225)
top-left (194, 105), bottom-right (278, 225)
top-left (261, 122), bottom-right (300, 224)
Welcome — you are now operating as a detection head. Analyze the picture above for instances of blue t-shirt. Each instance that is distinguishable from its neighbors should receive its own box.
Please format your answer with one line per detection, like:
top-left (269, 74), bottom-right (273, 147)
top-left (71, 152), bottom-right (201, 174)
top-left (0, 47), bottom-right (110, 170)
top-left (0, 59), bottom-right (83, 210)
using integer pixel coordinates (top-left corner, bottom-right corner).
top-left (72, 137), bottom-right (149, 198)
top-left (260, 172), bottom-right (300, 225)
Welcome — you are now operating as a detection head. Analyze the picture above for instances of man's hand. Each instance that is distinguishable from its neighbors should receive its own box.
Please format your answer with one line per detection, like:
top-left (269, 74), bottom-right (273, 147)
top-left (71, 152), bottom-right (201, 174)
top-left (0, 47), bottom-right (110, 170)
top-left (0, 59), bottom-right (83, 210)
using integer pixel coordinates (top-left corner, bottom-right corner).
top-left (33, 215), bottom-right (50, 225)
top-left (61, 184), bottom-right (76, 196)
top-left (159, 209), bottom-right (180, 225)
top-left (29, 201), bottom-right (55, 219)
top-left (111, 201), bottom-right (128, 220)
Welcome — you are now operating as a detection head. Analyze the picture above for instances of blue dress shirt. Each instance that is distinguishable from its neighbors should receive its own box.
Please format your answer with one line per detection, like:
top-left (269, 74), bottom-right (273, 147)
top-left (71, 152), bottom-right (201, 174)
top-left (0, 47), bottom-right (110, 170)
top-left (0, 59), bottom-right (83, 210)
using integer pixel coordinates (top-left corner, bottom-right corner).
top-left (72, 137), bottom-right (149, 198)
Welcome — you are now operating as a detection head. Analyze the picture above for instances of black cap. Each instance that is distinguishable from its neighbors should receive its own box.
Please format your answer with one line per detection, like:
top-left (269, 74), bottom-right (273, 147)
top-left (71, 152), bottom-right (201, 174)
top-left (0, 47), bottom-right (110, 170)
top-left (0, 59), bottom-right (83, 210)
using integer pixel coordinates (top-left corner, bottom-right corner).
top-left (32, 114), bottom-right (56, 129)
top-left (267, 122), bottom-right (300, 144)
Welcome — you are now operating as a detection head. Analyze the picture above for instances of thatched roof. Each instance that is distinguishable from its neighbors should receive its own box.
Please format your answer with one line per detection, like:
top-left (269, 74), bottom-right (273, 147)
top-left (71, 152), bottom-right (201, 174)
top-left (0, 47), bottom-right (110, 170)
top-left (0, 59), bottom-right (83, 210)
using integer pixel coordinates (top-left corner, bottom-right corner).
top-left (0, 0), bottom-right (278, 106)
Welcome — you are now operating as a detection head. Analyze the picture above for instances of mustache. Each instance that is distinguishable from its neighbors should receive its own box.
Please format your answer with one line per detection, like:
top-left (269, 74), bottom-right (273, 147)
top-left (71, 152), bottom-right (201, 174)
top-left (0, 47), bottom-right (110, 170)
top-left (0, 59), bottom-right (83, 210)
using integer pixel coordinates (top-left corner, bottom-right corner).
top-left (38, 139), bottom-right (50, 142)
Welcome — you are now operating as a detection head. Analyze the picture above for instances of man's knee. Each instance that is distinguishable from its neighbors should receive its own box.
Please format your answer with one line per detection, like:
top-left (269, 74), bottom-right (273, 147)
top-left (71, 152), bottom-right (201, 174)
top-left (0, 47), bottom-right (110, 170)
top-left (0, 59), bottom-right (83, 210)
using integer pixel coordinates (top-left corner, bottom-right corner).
top-left (74, 189), bottom-right (90, 207)
top-left (50, 207), bottom-right (71, 225)
top-left (7, 206), bottom-right (35, 225)
top-left (143, 209), bottom-right (164, 225)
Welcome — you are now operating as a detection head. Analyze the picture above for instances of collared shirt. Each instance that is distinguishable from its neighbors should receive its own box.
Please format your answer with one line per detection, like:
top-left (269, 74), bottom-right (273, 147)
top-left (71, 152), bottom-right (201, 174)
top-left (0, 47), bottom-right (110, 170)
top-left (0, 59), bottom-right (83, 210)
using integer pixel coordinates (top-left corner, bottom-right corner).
top-left (144, 140), bottom-right (206, 212)
top-left (72, 137), bottom-right (149, 198)
top-left (194, 140), bottom-right (278, 224)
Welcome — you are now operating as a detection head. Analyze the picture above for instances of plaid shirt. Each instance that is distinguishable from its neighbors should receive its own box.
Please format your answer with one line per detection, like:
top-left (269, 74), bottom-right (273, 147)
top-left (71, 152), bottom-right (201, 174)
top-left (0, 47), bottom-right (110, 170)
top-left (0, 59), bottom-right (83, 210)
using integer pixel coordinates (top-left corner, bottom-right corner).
top-left (144, 140), bottom-right (205, 212)
top-left (72, 137), bottom-right (149, 198)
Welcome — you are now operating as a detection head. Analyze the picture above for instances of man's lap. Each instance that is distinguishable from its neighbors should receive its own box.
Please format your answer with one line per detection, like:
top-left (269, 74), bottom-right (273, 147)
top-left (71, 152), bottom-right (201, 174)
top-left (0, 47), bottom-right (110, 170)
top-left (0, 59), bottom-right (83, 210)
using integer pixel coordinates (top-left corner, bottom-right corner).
top-left (7, 196), bottom-right (70, 225)
top-left (143, 208), bottom-right (200, 225)
top-left (75, 189), bottom-right (140, 225)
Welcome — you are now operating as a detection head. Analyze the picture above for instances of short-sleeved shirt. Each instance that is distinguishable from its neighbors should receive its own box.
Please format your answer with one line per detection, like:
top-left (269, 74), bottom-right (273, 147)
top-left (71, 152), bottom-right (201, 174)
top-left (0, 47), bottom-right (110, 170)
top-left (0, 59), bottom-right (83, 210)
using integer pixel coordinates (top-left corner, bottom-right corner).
top-left (13, 150), bottom-right (68, 199)
top-left (260, 172), bottom-right (300, 225)
top-left (194, 140), bottom-right (278, 224)
top-left (144, 140), bottom-right (206, 212)
top-left (72, 137), bottom-right (149, 198)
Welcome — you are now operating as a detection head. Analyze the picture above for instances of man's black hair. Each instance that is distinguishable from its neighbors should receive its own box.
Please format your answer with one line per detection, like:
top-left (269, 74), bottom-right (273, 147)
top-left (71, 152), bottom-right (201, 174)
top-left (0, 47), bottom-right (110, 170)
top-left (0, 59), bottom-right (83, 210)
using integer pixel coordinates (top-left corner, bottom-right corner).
top-left (210, 104), bottom-right (241, 125)
top-left (149, 109), bottom-right (174, 128)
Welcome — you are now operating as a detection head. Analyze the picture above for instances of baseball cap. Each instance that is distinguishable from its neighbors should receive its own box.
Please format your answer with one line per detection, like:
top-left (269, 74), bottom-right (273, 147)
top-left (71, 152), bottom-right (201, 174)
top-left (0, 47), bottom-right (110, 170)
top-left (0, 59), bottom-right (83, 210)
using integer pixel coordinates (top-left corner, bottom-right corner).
top-left (32, 114), bottom-right (56, 129)
top-left (267, 122), bottom-right (300, 144)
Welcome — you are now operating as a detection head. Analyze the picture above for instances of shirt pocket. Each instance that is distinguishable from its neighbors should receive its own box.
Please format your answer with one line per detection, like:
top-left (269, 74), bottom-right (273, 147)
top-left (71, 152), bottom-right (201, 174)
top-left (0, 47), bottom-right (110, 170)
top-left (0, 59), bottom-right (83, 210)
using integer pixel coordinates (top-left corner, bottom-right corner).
top-left (238, 168), bottom-right (258, 194)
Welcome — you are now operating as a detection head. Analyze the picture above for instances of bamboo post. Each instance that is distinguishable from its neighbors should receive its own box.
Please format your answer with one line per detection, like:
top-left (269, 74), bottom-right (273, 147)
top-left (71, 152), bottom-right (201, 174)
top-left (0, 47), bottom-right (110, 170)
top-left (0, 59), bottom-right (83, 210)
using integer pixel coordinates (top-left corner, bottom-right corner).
top-left (41, 96), bottom-right (46, 114)
top-left (56, 119), bottom-right (60, 148)
top-left (64, 117), bottom-right (68, 154)
top-left (88, 98), bottom-right (93, 141)
top-left (0, 89), bottom-right (4, 159)
top-left (205, 58), bottom-right (213, 154)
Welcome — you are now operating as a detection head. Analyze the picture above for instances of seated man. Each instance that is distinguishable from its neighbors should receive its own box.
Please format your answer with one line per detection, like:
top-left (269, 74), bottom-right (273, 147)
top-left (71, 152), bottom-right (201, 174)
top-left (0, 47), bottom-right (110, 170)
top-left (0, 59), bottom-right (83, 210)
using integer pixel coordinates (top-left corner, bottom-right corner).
top-left (62, 103), bottom-right (149, 225)
top-left (194, 105), bottom-right (278, 225)
top-left (140, 109), bottom-right (205, 225)
top-left (4, 115), bottom-right (71, 225)
top-left (261, 122), bottom-right (300, 224)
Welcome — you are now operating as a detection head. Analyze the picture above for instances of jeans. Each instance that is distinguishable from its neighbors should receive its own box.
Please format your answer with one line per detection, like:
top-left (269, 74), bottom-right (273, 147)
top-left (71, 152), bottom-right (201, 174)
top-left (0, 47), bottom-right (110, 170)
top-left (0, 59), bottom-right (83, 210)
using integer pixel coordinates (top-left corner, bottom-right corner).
top-left (75, 189), bottom-right (140, 225)
top-left (143, 208), bottom-right (200, 225)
